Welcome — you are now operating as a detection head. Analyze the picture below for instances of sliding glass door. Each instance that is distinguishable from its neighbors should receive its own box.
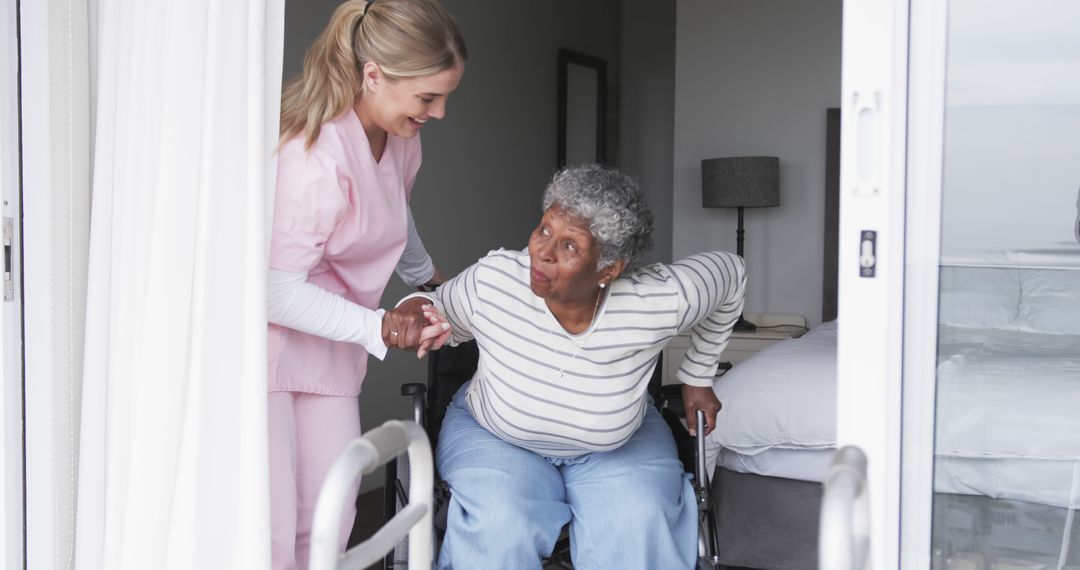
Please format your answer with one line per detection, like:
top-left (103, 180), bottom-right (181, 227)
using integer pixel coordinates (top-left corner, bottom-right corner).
top-left (839, 0), bottom-right (1080, 567)
top-left (909, 0), bottom-right (1080, 567)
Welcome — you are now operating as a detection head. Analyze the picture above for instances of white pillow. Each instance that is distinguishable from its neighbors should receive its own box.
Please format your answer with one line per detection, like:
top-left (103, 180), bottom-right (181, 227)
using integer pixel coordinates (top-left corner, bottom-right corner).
top-left (709, 321), bottom-right (838, 455)
top-left (1016, 269), bottom-right (1080, 335)
top-left (937, 267), bottom-right (1021, 329)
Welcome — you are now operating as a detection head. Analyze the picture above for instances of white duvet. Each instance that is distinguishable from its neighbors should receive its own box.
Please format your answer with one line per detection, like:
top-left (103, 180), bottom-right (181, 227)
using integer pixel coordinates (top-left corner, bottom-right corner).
top-left (935, 326), bottom-right (1080, 460)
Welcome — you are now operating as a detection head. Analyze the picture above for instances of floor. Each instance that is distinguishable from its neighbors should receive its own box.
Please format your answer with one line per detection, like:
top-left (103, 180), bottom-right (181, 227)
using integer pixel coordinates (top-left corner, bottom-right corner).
top-left (348, 488), bottom-right (757, 570)
top-left (346, 487), bottom-right (571, 569)
top-left (346, 488), bottom-right (385, 570)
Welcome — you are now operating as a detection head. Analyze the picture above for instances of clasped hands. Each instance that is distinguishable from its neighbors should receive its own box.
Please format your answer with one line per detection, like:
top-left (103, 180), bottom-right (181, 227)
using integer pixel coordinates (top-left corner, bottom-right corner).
top-left (381, 297), bottom-right (451, 358)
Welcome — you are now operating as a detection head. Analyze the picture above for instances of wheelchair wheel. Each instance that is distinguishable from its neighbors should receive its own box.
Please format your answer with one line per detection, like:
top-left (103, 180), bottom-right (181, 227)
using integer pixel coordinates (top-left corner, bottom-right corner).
top-left (387, 454), bottom-right (410, 570)
top-left (386, 453), bottom-right (442, 570)
top-left (697, 499), bottom-right (720, 569)
top-left (697, 515), bottom-right (710, 565)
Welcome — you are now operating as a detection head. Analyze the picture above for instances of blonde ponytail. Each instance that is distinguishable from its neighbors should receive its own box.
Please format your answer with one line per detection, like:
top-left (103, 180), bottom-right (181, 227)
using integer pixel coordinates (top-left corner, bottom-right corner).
top-left (280, 0), bottom-right (467, 149)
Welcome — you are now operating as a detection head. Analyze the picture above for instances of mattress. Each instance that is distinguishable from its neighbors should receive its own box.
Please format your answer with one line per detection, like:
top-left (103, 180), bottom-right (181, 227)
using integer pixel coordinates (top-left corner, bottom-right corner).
top-left (706, 319), bottom-right (1080, 509)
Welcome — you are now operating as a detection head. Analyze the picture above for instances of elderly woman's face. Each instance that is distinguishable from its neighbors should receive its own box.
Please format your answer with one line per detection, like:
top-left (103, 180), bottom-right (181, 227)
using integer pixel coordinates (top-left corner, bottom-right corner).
top-left (528, 204), bottom-right (606, 302)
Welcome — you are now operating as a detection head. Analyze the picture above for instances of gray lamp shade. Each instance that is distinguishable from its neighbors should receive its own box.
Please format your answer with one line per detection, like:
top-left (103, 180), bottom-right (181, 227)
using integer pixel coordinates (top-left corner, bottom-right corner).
top-left (701, 156), bottom-right (780, 209)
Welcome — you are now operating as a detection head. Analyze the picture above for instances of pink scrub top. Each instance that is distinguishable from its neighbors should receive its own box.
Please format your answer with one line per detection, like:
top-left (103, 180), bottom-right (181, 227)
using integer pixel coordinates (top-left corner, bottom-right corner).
top-left (268, 109), bottom-right (422, 396)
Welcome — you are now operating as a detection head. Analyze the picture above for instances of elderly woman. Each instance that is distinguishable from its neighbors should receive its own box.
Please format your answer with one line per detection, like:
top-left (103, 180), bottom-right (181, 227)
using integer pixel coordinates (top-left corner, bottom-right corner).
top-left (392, 164), bottom-right (745, 569)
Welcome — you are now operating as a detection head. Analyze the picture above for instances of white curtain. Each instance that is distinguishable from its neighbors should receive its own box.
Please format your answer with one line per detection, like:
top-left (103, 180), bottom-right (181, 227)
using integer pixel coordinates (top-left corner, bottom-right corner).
top-left (76, 1), bottom-right (284, 568)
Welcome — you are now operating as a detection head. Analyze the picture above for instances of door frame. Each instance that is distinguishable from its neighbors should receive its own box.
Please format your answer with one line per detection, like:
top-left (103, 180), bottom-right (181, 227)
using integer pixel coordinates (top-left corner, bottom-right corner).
top-left (20, 0), bottom-right (59, 565)
top-left (836, 0), bottom-right (911, 568)
top-left (898, 0), bottom-right (949, 566)
top-left (1, 0), bottom-right (25, 564)
top-left (18, 0), bottom-right (92, 566)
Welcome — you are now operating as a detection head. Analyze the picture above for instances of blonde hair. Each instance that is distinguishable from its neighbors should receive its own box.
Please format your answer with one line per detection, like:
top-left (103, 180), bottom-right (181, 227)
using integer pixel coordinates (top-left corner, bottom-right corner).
top-left (280, 0), bottom-right (467, 149)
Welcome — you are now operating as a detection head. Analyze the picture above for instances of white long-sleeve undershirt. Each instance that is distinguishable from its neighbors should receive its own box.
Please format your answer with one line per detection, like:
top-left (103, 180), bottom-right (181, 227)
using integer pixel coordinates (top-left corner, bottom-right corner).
top-left (267, 269), bottom-right (389, 359)
top-left (267, 208), bottom-right (436, 360)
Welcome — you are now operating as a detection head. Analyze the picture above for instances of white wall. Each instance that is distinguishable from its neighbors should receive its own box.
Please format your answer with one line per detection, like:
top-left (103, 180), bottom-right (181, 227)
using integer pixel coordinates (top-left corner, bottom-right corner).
top-left (939, 0), bottom-right (1080, 259)
top-left (673, 0), bottom-right (842, 326)
top-left (941, 106), bottom-right (1080, 257)
top-left (282, 0), bottom-right (622, 492)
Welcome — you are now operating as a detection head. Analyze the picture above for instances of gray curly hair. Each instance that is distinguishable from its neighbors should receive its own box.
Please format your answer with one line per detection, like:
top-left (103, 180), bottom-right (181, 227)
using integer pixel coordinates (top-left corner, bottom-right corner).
top-left (542, 164), bottom-right (655, 270)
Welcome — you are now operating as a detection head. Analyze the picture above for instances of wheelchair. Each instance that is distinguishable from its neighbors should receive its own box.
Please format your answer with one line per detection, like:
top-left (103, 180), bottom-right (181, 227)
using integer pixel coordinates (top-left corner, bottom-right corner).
top-left (382, 341), bottom-right (722, 569)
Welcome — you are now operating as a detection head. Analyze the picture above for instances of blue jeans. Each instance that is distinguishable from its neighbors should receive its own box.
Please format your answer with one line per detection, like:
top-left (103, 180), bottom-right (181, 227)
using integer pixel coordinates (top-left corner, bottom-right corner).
top-left (435, 382), bottom-right (696, 570)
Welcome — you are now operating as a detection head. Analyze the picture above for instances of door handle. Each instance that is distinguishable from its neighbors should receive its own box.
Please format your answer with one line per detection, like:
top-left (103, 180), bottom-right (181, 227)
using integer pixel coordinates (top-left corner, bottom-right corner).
top-left (3, 217), bottom-right (12, 301)
top-left (819, 445), bottom-right (870, 570)
top-left (851, 90), bottom-right (882, 198)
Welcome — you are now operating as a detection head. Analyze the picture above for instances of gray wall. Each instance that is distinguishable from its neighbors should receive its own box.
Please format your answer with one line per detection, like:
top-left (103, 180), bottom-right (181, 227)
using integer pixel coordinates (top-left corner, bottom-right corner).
top-left (282, 0), bottom-right (621, 492)
top-left (672, 0), bottom-right (842, 326)
top-left (620, 0), bottom-right (676, 265)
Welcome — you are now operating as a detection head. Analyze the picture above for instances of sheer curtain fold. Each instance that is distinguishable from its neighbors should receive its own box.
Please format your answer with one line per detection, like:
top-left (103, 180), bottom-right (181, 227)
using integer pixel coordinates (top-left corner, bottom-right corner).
top-left (76, 1), bottom-right (284, 568)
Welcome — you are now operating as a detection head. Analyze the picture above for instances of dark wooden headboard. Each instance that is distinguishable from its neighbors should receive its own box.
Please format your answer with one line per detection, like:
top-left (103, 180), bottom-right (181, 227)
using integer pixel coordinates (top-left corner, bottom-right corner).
top-left (822, 108), bottom-right (841, 323)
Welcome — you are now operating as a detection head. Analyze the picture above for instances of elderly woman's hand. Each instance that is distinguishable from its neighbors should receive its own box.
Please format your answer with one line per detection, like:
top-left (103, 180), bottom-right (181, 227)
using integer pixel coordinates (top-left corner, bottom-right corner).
top-left (682, 384), bottom-right (722, 437)
top-left (382, 297), bottom-right (450, 357)
top-left (417, 302), bottom-right (451, 358)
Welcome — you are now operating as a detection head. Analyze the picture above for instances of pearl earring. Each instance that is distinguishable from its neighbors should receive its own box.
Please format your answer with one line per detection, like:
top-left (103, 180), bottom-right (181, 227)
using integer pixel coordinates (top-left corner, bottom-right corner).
top-left (599, 282), bottom-right (606, 289)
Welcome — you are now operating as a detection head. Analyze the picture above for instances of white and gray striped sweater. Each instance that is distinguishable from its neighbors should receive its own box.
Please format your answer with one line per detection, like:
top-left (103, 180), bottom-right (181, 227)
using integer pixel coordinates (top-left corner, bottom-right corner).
top-left (433, 248), bottom-right (746, 458)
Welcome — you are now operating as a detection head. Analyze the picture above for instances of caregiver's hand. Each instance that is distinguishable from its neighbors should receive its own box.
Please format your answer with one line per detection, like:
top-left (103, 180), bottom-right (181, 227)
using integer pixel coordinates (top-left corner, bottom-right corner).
top-left (682, 384), bottom-right (722, 437)
top-left (382, 297), bottom-right (450, 357)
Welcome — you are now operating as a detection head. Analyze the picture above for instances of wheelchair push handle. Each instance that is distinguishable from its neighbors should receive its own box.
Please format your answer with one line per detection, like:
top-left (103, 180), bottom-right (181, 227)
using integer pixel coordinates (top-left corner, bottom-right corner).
top-left (309, 420), bottom-right (434, 570)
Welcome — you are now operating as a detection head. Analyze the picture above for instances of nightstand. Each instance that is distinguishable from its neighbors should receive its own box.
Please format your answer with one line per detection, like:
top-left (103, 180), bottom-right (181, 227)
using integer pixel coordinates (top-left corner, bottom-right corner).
top-left (660, 313), bottom-right (807, 385)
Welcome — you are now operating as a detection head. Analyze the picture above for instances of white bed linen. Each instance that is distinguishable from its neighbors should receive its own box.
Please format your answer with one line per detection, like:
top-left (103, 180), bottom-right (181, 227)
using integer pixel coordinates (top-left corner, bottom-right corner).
top-left (706, 320), bottom-right (1080, 509)
top-left (715, 447), bottom-right (1080, 509)
top-left (936, 326), bottom-right (1080, 460)
top-left (714, 447), bottom-right (833, 483)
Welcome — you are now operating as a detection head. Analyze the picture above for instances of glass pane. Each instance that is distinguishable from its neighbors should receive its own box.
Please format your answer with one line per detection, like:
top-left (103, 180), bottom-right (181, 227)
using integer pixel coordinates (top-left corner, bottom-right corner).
top-left (932, 1), bottom-right (1080, 567)
top-left (565, 64), bottom-right (599, 167)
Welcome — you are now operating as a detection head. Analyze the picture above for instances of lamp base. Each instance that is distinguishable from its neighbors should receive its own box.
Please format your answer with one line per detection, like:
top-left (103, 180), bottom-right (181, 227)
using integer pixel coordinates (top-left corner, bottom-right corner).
top-left (733, 314), bottom-right (757, 331)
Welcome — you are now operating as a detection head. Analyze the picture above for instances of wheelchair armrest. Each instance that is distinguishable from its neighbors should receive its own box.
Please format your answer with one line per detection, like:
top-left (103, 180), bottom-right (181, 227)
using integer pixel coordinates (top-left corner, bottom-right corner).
top-left (401, 383), bottom-right (427, 427)
top-left (401, 383), bottom-right (426, 396)
top-left (659, 384), bottom-right (683, 401)
top-left (657, 361), bottom-right (731, 417)
top-left (658, 384), bottom-right (690, 421)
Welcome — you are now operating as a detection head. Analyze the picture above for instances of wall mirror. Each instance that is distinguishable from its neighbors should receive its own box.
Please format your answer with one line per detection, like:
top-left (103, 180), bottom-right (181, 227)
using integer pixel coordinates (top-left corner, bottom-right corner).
top-left (557, 49), bottom-right (607, 168)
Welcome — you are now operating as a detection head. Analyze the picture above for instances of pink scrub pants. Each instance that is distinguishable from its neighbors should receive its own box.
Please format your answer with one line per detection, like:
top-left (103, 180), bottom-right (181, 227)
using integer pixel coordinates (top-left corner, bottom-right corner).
top-left (269, 392), bottom-right (362, 570)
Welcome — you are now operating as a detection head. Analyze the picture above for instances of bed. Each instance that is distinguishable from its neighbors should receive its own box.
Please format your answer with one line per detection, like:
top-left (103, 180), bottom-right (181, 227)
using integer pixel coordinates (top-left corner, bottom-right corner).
top-left (704, 266), bottom-right (1080, 569)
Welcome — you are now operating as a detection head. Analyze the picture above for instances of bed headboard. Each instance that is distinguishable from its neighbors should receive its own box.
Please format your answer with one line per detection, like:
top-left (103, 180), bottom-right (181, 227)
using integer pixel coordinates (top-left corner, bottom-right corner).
top-left (822, 108), bottom-right (841, 322)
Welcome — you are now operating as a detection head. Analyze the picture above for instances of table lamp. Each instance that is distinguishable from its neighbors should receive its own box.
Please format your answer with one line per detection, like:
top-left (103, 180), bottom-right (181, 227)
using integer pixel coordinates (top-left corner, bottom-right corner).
top-left (701, 156), bottom-right (780, 331)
